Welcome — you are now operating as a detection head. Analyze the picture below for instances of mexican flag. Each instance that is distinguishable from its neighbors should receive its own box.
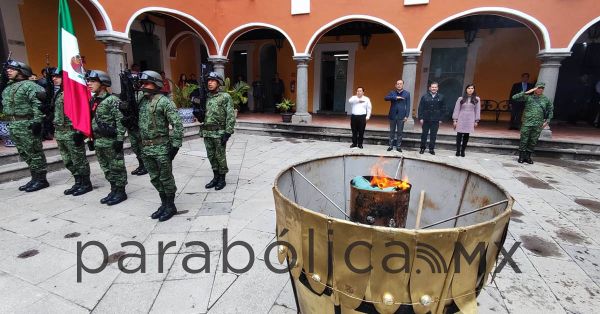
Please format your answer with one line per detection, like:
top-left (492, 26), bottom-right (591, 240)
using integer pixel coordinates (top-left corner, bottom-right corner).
top-left (58, 0), bottom-right (91, 136)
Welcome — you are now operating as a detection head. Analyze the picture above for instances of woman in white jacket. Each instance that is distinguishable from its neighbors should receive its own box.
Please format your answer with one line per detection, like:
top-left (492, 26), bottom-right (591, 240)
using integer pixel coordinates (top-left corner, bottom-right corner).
top-left (348, 87), bottom-right (372, 149)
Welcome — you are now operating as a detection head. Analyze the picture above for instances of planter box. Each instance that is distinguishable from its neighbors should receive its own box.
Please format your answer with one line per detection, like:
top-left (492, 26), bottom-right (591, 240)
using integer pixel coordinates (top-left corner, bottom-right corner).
top-left (281, 113), bottom-right (293, 123)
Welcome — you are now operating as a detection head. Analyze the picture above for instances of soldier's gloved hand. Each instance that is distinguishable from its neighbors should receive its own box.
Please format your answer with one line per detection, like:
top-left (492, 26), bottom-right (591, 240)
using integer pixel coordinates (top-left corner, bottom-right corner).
top-left (168, 146), bottom-right (179, 160)
top-left (220, 133), bottom-right (231, 146)
top-left (73, 132), bottom-right (85, 147)
top-left (87, 140), bottom-right (95, 151)
top-left (29, 122), bottom-right (42, 136)
top-left (112, 140), bottom-right (124, 154)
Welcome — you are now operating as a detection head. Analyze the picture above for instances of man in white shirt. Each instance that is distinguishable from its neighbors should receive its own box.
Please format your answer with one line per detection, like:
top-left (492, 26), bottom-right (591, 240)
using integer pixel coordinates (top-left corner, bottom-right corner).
top-left (348, 87), bottom-right (372, 149)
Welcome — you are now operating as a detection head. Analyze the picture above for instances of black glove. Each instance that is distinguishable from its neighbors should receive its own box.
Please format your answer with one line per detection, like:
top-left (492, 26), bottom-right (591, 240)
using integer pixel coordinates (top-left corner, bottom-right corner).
top-left (73, 132), bottom-right (85, 147)
top-left (87, 140), bottom-right (95, 151)
top-left (112, 140), bottom-right (124, 154)
top-left (220, 133), bottom-right (231, 146)
top-left (29, 122), bottom-right (42, 136)
top-left (168, 146), bottom-right (179, 160)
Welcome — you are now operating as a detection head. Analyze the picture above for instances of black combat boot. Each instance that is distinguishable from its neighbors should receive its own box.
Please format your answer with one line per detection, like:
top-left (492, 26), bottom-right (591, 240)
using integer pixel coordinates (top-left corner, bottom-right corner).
top-left (205, 171), bottom-right (219, 189)
top-left (64, 175), bottom-right (81, 195)
top-left (18, 170), bottom-right (35, 191)
top-left (151, 192), bottom-right (167, 219)
top-left (215, 174), bottom-right (226, 191)
top-left (525, 152), bottom-right (534, 164)
top-left (158, 193), bottom-right (177, 222)
top-left (100, 183), bottom-right (116, 204)
top-left (131, 158), bottom-right (148, 175)
top-left (517, 151), bottom-right (525, 163)
top-left (72, 175), bottom-right (93, 196)
top-left (106, 187), bottom-right (127, 206)
top-left (25, 171), bottom-right (50, 192)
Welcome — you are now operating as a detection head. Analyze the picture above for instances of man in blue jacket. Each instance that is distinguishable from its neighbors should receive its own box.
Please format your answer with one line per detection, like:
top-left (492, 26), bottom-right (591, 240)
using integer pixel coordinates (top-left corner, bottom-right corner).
top-left (418, 82), bottom-right (445, 155)
top-left (384, 79), bottom-right (411, 152)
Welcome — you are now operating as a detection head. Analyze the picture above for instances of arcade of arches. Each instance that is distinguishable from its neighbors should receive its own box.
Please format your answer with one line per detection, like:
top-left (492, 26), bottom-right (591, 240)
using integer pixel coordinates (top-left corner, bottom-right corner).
top-left (2, 0), bottom-right (600, 128)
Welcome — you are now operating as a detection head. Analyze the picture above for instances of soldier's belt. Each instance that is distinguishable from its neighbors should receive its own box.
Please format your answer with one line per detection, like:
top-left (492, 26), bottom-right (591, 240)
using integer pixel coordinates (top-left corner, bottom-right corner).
top-left (54, 124), bottom-right (72, 131)
top-left (5, 114), bottom-right (33, 121)
top-left (201, 124), bottom-right (224, 131)
top-left (142, 137), bottom-right (168, 146)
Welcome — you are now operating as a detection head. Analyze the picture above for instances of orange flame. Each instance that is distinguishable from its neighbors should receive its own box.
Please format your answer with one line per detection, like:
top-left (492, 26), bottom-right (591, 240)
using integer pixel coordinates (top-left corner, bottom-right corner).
top-left (369, 159), bottom-right (410, 190)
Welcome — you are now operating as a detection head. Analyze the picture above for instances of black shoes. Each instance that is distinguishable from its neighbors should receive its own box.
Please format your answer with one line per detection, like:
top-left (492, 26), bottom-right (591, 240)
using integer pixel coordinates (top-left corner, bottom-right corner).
top-left (518, 151), bottom-right (525, 164)
top-left (158, 193), bottom-right (177, 222)
top-left (19, 170), bottom-right (35, 191)
top-left (387, 146), bottom-right (393, 151)
top-left (151, 192), bottom-right (167, 219)
top-left (72, 175), bottom-right (93, 196)
top-left (456, 150), bottom-right (460, 156)
top-left (215, 175), bottom-right (226, 191)
top-left (429, 149), bottom-right (435, 155)
top-left (205, 171), bottom-right (219, 189)
top-left (101, 183), bottom-right (116, 204)
top-left (524, 152), bottom-right (534, 164)
top-left (396, 147), bottom-right (402, 152)
top-left (419, 148), bottom-right (425, 154)
top-left (131, 159), bottom-right (148, 175)
top-left (64, 175), bottom-right (81, 195)
top-left (106, 187), bottom-right (127, 206)
top-left (25, 172), bottom-right (50, 192)
top-left (350, 144), bottom-right (357, 148)
top-left (460, 150), bottom-right (465, 157)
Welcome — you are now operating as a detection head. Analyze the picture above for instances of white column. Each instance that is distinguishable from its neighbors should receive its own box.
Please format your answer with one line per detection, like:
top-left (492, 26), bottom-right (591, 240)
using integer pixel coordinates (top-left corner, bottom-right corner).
top-left (536, 51), bottom-right (571, 139)
top-left (97, 36), bottom-right (130, 95)
top-left (292, 55), bottom-right (312, 123)
top-left (208, 56), bottom-right (228, 79)
top-left (401, 51), bottom-right (421, 130)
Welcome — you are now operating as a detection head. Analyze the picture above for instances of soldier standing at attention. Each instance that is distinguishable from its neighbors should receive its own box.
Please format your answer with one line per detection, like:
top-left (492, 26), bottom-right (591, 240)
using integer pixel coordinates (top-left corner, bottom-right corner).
top-left (512, 82), bottom-right (553, 164)
top-left (137, 70), bottom-right (183, 222)
top-left (52, 69), bottom-right (92, 196)
top-left (2, 60), bottom-right (49, 192)
top-left (86, 70), bottom-right (128, 205)
top-left (202, 72), bottom-right (235, 191)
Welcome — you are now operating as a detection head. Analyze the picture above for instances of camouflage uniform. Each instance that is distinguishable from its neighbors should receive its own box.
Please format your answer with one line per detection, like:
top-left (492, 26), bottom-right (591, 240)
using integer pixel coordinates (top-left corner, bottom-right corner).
top-left (92, 91), bottom-right (127, 189)
top-left (125, 91), bottom-right (146, 175)
top-left (202, 91), bottom-right (235, 175)
top-left (53, 90), bottom-right (90, 177)
top-left (2, 79), bottom-right (48, 178)
top-left (512, 91), bottom-right (553, 153)
top-left (138, 93), bottom-right (183, 195)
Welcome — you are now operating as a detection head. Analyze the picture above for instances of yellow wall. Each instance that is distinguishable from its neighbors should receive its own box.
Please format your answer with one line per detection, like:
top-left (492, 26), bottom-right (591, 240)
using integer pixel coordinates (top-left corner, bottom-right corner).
top-left (18, 0), bottom-right (106, 75)
top-left (169, 36), bottom-right (199, 85)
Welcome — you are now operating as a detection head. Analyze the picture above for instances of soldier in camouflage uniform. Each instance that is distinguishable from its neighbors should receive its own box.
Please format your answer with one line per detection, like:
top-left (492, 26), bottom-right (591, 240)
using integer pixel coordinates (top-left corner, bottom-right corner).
top-left (201, 72), bottom-right (235, 191)
top-left (2, 60), bottom-right (49, 192)
top-left (137, 70), bottom-right (184, 222)
top-left (512, 82), bottom-right (553, 164)
top-left (86, 70), bottom-right (128, 205)
top-left (52, 69), bottom-right (92, 196)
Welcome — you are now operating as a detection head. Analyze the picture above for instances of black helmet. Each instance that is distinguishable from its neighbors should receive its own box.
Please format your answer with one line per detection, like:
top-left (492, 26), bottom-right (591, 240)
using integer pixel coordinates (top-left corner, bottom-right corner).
top-left (51, 68), bottom-right (63, 77)
top-left (6, 59), bottom-right (33, 77)
top-left (206, 72), bottom-right (224, 85)
top-left (139, 70), bottom-right (163, 89)
top-left (86, 70), bottom-right (111, 87)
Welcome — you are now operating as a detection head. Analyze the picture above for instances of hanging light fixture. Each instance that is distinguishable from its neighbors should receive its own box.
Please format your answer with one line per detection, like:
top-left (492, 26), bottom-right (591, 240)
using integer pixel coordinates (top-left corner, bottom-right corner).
top-left (140, 15), bottom-right (155, 37)
top-left (464, 17), bottom-right (478, 46)
top-left (360, 33), bottom-right (372, 49)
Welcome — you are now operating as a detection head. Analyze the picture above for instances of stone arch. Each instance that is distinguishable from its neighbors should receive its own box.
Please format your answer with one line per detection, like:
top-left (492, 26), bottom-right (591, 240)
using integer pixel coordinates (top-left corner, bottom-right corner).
top-left (73, 0), bottom-right (112, 32)
top-left (417, 7), bottom-right (550, 51)
top-left (304, 15), bottom-right (407, 55)
top-left (219, 23), bottom-right (297, 57)
top-left (124, 7), bottom-right (218, 55)
top-left (567, 16), bottom-right (600, 50)
top-left (167, 31), bottom-right (201, 58)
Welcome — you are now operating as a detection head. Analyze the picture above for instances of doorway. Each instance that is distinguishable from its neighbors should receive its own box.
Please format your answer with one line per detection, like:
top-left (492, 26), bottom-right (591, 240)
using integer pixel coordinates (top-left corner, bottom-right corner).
top-left (131, 30), bottom-right (161, 71)
top-left (320, 51), bottom-right (349, 113)
top-left (260, 44), bottom-right (277, 112)
top-left (427, 47), bottom-right (467, 119)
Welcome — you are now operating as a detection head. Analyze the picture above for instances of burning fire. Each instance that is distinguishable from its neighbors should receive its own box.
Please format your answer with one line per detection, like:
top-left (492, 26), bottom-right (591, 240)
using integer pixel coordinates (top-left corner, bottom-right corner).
top-left (370, 159), bottom-right (410, 190)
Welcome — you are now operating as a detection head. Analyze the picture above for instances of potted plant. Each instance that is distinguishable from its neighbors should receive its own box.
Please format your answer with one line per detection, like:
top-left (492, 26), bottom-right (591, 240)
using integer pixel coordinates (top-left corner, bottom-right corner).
top-left (224, 77), bottom-right (250, 116)
top-left (170, 82), bottom-right (198, 124)
top-left (276, 98), bottom-right (295, 123)
top-left (0, 112), bottom-right (15, 147)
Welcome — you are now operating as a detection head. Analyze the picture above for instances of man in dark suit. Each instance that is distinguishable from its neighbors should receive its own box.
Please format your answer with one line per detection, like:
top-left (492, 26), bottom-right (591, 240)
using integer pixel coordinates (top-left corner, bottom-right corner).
top-left (508, 73), bottom-right (533, 130)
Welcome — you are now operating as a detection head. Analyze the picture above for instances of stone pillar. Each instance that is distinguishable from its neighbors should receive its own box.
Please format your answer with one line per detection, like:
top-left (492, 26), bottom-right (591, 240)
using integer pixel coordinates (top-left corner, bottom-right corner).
top-left (292, 55), bottom-right (312, 123)
top-left (401, 51), bottom-right (421, 130)
top-left (208, 56), bottom-right (228, 79)
top-left (536, 51), bottom-right (571, 139)
top-left (97, 36), bottom-right (130, 95)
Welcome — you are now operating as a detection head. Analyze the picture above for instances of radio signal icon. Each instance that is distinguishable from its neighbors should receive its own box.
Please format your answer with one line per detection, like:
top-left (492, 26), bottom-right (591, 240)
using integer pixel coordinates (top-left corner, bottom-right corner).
top-left (415, 243), bottom-right (448, 274)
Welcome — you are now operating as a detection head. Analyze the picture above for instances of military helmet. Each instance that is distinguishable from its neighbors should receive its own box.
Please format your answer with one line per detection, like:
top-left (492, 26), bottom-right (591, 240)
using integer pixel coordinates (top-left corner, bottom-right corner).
top-left (206, 72), bottom-right (224, 85)
top-left (139, 70), bottom-right (163, 89)
top-left (6, 60), bottom-right (33, 78)
top-left (51, 68), bottom-right (63, 77)
top-left (86, 70), bottom-right (112, 87)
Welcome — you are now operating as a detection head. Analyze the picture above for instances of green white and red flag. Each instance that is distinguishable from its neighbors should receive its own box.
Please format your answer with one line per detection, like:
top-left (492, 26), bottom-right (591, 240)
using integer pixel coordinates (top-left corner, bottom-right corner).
top-left (58, 0), bottom-right (91, 136)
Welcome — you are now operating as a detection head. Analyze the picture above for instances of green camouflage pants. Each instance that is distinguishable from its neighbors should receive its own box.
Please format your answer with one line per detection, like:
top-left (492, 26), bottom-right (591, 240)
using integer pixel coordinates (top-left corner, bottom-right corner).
top-left (57, 138), bottom-right (90, 176)
top-left (204, 137), bottom-right (228, 174)
top-left (142, 153), bottom-right (177, 194)
top-left (519, 125), bottom-right (543, 152)
top-left (96, 146), bottom-right (127, 188)
top-left (8, 122), bottom-right (47, 173)
top-left (127, 128), bottom-right (143, 158)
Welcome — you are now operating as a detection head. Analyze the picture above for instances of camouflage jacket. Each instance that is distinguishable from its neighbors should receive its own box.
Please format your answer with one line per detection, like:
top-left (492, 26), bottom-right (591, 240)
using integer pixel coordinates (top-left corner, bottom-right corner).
top-left (512, 92), bottom-right (553, 127)
top-left (201, 91), bottom-right (235, 138)
top-left (91, 91), bottom-right (125, 148)
top-left (52, 90), bottom-right (76, 140)
top-left (138, 93), bottom-right (184, 156)
top-left (1, 79), bottom-right (44, 126)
